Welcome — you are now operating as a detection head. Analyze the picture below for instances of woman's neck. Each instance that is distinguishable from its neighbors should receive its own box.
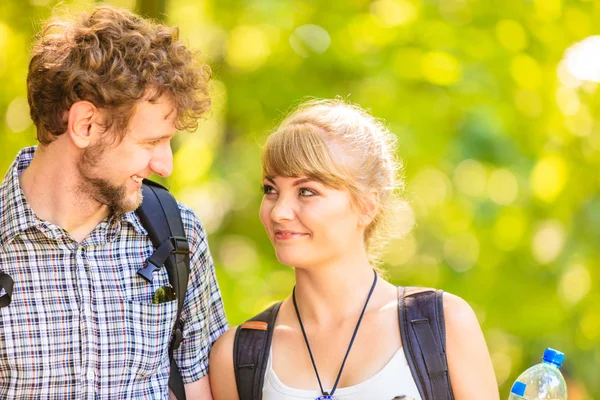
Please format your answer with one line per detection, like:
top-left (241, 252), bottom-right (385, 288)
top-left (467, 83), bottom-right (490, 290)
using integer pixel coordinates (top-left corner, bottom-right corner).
top-left (292, 256), bottom-right (378, 326)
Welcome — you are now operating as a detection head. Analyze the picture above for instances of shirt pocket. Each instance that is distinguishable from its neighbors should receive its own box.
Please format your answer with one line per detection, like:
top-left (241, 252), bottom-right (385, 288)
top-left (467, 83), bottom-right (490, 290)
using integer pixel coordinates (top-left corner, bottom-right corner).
top-left (123, 299), bottom-right (177, 377)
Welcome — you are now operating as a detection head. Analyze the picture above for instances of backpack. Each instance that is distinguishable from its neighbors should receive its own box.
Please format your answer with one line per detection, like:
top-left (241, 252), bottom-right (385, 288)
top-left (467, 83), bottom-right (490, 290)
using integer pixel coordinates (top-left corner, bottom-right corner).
top-left (233, 286), bottom-right (454, 400)
top-left (136, 180), bottom-right (190, 400)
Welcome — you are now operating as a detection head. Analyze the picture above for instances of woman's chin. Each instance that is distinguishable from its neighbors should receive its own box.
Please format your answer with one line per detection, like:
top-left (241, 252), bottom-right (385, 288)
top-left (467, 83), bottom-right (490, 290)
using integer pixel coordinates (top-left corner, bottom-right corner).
top-left (275, 251), bottom-right (314, 269)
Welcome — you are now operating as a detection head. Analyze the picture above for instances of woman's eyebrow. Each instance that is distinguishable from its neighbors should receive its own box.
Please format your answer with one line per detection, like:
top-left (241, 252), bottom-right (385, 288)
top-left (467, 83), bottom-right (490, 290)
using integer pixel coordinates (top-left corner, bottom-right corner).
top-left (263, 177), bottom-right (319, 186)
top-left (292, 178), bottom-right (315, 186)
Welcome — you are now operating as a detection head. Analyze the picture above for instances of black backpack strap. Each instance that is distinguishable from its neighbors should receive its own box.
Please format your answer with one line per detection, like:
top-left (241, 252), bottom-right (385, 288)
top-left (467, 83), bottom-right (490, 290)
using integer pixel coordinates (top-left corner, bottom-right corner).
top-left (233, 302), bottom-right (282, 400)
top-left (398, 286), bottom-right (454, 400)
top-left (135, 179), bottom-right (190, 400)
top-left (0, 272), bottom-right (14, 308)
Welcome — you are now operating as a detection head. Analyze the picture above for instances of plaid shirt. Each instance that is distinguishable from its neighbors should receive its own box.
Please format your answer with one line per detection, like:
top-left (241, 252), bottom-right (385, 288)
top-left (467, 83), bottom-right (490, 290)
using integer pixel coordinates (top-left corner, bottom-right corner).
top-left (0, 147), bottom-right (228, 399)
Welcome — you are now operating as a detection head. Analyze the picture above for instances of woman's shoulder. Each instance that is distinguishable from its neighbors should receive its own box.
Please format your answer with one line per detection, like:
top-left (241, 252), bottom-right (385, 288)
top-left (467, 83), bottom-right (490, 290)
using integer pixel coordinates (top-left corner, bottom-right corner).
top-left (439, 291), bottom-right (480, 330)
top-left (438, 292), bottom-right (500, 398)
top-left (400, 286), bottom-right (479, 332)
top-left (209, 326), bottom-right (240, 400)
top-left (211, 325), bottom-right (237, 357)
top-left (210, 300), bottom-right (285, 365)
top-left (402, 286), bottom-right (473, 311)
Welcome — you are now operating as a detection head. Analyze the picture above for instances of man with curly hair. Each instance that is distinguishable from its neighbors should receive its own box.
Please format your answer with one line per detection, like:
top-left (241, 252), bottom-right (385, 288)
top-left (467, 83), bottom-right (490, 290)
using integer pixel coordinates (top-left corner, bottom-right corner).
top-left (0, 5), bottom-right (227, 399)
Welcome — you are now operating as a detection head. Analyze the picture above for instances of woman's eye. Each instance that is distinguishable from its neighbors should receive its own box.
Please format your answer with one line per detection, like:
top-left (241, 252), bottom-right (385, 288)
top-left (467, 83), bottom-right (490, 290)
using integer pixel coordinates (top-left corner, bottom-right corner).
top-left (262, 184), bottom-right (276, 194)
top-left (147, 140), bottom-right (161, 146)
top-left (299, 188), bottom-right (316, 197)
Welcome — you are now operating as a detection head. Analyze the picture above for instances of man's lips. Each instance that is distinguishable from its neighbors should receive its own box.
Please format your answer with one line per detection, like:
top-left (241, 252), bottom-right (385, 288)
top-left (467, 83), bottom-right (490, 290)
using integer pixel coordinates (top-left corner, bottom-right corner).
top-left (131, 174), bottom-right (144, 183)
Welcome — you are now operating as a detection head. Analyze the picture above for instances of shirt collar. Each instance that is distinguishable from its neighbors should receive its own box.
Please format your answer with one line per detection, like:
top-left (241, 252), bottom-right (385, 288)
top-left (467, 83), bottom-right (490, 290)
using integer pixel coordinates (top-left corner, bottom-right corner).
top-left (0, 146), bottom-right (43, 244)
top-left (0, 146), bottom-right (148, 245)
top-left (121, 211), bottom-right (147, 236)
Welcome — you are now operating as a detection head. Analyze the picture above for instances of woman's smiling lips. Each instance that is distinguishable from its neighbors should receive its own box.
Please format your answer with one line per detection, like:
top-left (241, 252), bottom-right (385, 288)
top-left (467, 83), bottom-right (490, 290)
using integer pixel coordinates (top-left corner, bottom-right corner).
top-left (274, 229), bottom-right (309, 241)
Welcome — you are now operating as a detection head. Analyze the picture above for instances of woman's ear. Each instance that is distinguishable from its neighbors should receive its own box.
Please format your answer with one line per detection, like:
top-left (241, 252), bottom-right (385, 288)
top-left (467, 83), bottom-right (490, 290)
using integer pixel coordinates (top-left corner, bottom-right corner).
top-left (66, 101), bottom-right (98, 149)
top-left (359, 189), bottom-right (379, 226)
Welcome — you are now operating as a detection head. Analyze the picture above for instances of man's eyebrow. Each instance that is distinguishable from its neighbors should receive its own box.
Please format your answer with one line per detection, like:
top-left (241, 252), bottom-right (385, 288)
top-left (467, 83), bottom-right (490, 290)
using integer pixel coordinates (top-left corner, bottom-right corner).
top-left (264, 176), bottom-right (275, 184)
top-left (144, 132), bottom-right (175, 141)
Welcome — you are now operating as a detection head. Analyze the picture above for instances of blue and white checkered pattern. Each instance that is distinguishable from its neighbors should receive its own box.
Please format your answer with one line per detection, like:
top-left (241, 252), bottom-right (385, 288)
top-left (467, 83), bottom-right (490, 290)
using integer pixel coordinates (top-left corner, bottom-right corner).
top-left (0, 147), bottom-right (228, 399)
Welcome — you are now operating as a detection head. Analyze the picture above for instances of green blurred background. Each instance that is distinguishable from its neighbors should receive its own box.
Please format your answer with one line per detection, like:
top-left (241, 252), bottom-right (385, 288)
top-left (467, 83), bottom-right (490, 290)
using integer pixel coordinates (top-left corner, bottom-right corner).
top-left (1, 0), bottom-right (599, 397)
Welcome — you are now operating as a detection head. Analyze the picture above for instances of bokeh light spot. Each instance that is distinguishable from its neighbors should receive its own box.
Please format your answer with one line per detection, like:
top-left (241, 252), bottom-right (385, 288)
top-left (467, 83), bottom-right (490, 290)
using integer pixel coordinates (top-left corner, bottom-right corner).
top-left (488, 168), bottom-right (518, 206)
top-left (555, 86), bottom-right (580, 116)
top-left (559, 264), bottom-right (591, 306)
top-left (510, 54), bottom-right (542, 89)
top-left (496, 19), bottom-right (528, 52)
top-left (514, 89), bottom-right (543, 118)
top-left (289, 24), bottom-right (331, 58)
top-left (421, 51), bottom-right (461, 86)
top-left (6, 97), bottom-right (32, 133)
top-left (565, 105), bottom-right (592, 137)
top-left (173, 136), bottom-right (213, 187)
top-left (370, 0), bottom-right (419, 27)
top-left (530, 154), bottom-right (567, 203)
top-left (443, 232), bottom-right (479, 272)
top-left (531, 220), bottom-right (565, 265)
top-left (410, 167), bottom-right (453, 208)
top-left (226, 25), bottom-right (271, 71)
top-left (534, 0), bottom-right (562, 21)
top-left (219, 235), bottom-right (259, 274)
top-left (493, 208), bottom-right (526, 251)
top-left (580, 308), bottom-right (600, 341)
top-left (563, 35), bottom-right (600, 83)
top-left (453, 159), bottom-right (487, 198)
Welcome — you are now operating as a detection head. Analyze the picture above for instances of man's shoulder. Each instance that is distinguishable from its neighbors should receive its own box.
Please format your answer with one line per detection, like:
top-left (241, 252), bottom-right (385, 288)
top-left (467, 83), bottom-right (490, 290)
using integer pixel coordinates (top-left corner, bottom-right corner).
top-left (175, 201), bottom-right (201, 226)
top-left (175, 201), bottom-right (208, 244)
top-left (0, 147), bottom-right (38, 244)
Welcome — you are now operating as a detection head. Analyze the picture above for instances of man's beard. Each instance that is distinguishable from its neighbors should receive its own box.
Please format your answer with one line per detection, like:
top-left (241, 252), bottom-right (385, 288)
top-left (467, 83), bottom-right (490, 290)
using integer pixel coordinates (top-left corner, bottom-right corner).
top-left (76, 141), bottom-right (143, 216)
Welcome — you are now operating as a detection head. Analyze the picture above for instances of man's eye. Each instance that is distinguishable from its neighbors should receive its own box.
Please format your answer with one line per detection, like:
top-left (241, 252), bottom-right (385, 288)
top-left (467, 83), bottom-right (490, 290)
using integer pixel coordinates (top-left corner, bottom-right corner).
top-left (147, 140), bottom-right (161, 146)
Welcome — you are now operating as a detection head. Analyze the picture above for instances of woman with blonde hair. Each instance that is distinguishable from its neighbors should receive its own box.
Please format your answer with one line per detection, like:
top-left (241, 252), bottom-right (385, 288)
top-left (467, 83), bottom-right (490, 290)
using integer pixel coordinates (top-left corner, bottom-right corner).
top-left (209, 99), bottom-right (499, 400)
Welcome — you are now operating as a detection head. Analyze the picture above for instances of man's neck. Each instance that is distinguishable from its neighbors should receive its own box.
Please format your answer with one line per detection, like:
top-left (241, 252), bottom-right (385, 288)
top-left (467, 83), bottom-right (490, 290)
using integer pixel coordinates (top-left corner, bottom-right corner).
top-left (19, 145), bottom-right (110, 243)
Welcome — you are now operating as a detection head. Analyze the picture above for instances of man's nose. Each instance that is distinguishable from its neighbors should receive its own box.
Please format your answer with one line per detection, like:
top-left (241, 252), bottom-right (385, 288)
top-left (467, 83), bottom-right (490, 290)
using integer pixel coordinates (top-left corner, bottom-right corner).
top-left (149, 142), bottom-right (173, 178)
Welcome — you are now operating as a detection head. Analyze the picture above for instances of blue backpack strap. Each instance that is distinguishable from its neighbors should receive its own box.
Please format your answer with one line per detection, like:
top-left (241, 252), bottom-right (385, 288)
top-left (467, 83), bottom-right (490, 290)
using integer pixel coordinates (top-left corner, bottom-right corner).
top-left (233, 302), bottom-right (282, 400)
top-left (136, 179), bottom-right (190, 400)
top-left (398, 286), bottom-right (454, 400)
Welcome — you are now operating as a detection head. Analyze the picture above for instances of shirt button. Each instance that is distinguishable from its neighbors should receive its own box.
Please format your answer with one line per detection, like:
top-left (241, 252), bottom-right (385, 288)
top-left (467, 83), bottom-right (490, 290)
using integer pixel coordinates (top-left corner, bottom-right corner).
top-left (86, 370), bottom-right (95, 380)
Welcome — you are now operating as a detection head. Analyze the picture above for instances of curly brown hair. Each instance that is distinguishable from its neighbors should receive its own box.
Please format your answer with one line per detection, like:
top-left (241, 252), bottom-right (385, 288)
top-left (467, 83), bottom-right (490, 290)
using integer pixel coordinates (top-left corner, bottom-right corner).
top-left (27, 5), bottom-right (211, 145)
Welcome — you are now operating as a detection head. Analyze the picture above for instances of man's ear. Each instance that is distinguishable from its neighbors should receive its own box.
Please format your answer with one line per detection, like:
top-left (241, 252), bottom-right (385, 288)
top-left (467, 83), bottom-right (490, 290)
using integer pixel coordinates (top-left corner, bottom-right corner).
top-left (66, 101), bottom-right (98, 149)
top-left (359, 189), bottom-right (379, 226)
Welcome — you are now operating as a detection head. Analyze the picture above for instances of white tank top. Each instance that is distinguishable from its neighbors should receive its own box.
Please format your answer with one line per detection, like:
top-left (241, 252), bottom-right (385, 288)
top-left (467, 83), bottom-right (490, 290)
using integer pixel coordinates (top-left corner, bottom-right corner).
top-left (262, 348), bottom-right (423, 400)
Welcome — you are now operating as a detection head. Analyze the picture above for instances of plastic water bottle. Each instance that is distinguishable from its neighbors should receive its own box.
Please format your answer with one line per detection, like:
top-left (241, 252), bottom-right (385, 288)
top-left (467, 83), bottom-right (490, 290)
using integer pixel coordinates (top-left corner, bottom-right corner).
top-left (508, 348), bottom-right (567, 400)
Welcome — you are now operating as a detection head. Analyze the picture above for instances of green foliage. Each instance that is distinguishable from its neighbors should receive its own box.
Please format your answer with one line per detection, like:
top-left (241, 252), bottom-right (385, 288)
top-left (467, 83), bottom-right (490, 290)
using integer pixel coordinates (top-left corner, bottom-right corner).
top-left (1, 0), bottom-right (599, 397)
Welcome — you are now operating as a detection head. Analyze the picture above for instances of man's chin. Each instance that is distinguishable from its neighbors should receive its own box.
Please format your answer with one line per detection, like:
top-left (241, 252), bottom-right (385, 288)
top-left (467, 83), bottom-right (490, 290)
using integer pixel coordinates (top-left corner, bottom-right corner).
top-left (111, 189), bottom-right (143, 215)
top-left (127, 188), bottom-right (144, 210)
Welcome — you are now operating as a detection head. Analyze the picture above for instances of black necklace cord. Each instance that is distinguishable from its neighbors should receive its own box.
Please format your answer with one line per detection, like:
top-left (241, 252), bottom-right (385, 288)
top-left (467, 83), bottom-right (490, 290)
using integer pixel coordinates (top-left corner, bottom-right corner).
top-left (292, 269), bottom-right (378, 397)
